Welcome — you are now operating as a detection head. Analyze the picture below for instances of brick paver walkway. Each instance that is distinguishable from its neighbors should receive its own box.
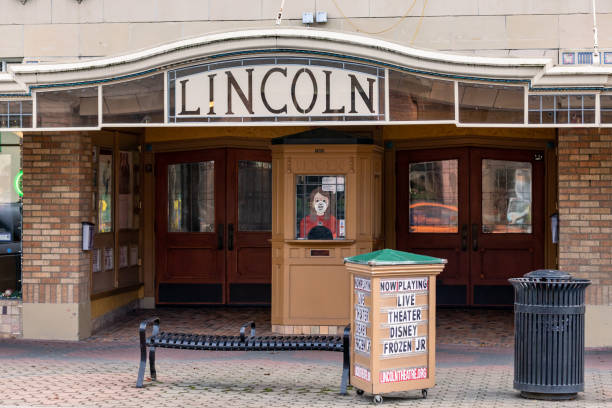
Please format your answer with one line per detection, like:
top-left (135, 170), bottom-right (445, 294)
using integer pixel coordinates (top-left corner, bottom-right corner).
top-left (0, 307), bottom-right (610, 407)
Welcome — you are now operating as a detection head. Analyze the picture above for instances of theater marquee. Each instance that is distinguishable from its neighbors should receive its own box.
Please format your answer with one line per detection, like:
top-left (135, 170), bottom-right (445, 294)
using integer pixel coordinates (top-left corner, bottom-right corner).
top-left (168, 57), bottom-right (386, 123)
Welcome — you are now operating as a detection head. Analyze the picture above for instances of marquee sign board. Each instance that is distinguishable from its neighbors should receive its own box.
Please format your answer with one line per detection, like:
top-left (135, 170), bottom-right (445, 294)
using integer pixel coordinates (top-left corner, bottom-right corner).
top-left (168, 57), bottom-right (385, 123)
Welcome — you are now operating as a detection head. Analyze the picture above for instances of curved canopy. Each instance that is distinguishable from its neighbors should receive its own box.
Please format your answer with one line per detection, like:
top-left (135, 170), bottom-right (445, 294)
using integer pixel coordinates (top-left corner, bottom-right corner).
top-left (1, 28), bottom-right (611, 130)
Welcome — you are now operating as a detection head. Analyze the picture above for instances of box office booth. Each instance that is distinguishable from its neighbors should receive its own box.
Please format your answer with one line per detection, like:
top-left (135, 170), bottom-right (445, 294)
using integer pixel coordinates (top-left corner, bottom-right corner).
top-left (270, 129), bottom-right (383, 332)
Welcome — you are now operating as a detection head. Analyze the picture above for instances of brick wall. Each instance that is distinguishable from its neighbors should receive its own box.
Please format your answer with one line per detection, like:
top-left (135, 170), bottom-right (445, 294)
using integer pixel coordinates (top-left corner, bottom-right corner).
top-left (21, 133), bottom-right (92, 305)
top-left (558, 129), bottom-right (612, 305)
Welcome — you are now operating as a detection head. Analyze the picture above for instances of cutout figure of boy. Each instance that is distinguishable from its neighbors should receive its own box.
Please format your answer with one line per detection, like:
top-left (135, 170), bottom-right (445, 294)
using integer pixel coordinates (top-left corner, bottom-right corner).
top-left (299, 187), bottom-right (338, 239)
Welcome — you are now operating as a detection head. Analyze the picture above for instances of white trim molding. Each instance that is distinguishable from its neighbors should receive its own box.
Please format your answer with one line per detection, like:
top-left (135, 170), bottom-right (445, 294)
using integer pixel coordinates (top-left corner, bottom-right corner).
top-left (1, 28), bottom-right (608, 95)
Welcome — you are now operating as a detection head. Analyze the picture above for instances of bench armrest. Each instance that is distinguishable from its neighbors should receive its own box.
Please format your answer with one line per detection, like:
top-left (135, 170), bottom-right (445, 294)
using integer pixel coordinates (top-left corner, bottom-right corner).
top-left (139, 317), bottom-right (160, 347)
top-left (240, 321), bottom-right (256, 341)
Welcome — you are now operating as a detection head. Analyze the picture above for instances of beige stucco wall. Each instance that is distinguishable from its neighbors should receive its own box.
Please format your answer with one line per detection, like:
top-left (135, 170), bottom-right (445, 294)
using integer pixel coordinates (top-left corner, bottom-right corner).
top-left (585, 305), bottom-right (612, 348)
top-left (22, 302), bottom-right (91, 341)
top-left (1, 0), bottom-right (611, 62)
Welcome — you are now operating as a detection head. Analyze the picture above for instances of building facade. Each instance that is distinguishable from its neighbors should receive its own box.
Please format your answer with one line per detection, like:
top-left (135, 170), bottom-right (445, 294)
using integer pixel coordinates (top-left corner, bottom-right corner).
top-left (0, 1), bottom-right (610, 346)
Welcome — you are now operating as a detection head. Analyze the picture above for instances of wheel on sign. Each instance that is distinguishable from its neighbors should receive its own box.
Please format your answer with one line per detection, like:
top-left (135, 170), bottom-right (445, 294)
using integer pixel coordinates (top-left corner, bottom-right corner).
top-left (422, 389), bottom-right (428, 399)
top-left (373, 394), bottom-right (383, 404)
top-left (356, 389), bottom-right (364, 396)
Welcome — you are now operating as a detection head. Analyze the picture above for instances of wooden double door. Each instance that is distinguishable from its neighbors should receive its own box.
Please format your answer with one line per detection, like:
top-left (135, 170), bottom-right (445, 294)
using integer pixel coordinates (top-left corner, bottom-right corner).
top-left (397, 147), bottom-right (544, 306)
top-left (155, 148), bottom-right (272, 304)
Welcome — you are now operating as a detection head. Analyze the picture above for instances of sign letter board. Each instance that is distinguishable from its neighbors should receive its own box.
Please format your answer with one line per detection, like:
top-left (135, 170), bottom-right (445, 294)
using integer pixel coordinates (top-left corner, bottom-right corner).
top-left (345, 249), bottom-right (446, 400)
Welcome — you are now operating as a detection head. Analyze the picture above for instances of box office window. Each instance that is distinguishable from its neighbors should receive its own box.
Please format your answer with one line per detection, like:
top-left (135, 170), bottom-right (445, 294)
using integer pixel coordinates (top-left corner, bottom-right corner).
top-left (102, 74), bottom-right (164, 124)
top-left (36, 87), bottom-right (98, 128)
top-left (296, 175), bottom-right (345, 240)
top-left (389, 71), bottom-right (454, 121)
top-left (459, 83), bottom-right (524, 124)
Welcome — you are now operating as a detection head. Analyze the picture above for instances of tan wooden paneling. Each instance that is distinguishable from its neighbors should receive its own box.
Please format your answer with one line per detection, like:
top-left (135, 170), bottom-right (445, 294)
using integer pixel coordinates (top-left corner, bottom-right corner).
top-left (271, 143), bottom-right (384, 326)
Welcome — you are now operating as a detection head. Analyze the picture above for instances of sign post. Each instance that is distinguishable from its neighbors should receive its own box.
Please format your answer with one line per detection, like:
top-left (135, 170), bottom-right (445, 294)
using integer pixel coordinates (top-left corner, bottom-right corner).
top-left (345, 249), bottom-right (446, 404)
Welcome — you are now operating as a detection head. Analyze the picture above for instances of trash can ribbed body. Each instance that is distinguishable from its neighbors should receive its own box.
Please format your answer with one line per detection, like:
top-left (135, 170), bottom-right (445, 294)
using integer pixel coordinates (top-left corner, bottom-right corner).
top-left (509, 270), bottom-right (590, 400)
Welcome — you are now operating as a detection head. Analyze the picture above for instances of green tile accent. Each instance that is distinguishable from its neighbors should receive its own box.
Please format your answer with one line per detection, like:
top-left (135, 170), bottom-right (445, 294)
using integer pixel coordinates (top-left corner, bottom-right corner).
top-left (344, 249), bottom-right (446, 266)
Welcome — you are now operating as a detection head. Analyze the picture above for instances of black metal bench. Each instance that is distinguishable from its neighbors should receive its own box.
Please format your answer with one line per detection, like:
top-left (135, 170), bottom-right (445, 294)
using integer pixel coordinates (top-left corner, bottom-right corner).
top-left (137, 317), bottom-right (351, 394)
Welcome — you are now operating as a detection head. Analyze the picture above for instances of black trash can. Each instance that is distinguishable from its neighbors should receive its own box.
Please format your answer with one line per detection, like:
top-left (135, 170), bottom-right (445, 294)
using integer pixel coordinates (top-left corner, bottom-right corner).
top-left (509, 270), bottom-right (591, 400)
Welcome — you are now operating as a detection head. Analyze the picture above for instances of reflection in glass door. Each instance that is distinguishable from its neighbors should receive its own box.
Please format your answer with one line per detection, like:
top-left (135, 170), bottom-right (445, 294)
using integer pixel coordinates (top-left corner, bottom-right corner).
top-left (408, 160), bottom-right (458, 233)
top-left (481, 160), bottom-right (532, 234)
top-left (168, 161), bottom-right (215, 233)
top-left (397, 147), bottom-right (544, 306)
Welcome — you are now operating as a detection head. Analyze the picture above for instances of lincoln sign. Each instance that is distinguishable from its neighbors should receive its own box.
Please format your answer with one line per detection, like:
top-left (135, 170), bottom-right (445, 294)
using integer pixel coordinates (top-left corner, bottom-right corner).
top-left (169, 58), bottom-right (384, 123)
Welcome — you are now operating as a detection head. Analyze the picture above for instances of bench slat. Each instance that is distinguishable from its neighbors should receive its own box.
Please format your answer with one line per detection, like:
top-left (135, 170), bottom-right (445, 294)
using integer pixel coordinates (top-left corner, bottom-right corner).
top-left (148, 333), bottom-right (343, 352)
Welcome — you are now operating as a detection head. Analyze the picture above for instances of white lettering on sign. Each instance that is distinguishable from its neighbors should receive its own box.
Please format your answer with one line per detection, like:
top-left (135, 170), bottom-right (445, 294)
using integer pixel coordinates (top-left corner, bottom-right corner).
top-left (355, 335), bottom-right (371, 354)
top-left (356, 291), bottom-right (367, 306)
top-left (379, 367), bottom-right (427, 384)
top-left (382, 337), bottom-right (427, 356)
top-left (387, 307), bottom-right (423, 324)
top-left (174, 65), bottom-right (379, 119)
top-left (389, 324), bottom-right (418, 339)
top-left (355, 306), bottom-right (370, 323)
top-left (354, 364), bottom-right (371, 382)
top-left (380, 278), bottom-right (428, 293)
top-left (397, 293), bottom-right (416, 307)
top-left (355, 322), bottom-right (368, 337)
top-left (354, 277), bottom-right (371, 292)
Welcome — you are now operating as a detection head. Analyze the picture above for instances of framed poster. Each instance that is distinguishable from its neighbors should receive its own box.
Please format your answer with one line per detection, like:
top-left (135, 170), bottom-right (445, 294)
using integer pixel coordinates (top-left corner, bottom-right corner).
top-left (92, 248), bottom-right (101, 273)
top-left (103, 247), bottom-right (113, 271)
top-left (98, 151), bottom-right (113, 233)
top-left (119, 245), bottom-right (128, 268)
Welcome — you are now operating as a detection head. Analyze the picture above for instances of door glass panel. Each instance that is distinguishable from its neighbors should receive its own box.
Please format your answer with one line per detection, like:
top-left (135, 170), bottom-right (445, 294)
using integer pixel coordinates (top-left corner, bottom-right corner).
top-left (482, 160), bottom-right (532, 234)
top-left (238, 160), bottom-right (272, 231)
top-left (409, 160), bottom-right (458, 233)
top-left (168, 161), bottom-right (214, 232)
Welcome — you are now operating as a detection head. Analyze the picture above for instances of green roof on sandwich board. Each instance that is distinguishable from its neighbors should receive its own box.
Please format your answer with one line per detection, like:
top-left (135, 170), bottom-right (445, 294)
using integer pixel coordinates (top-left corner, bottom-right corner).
top-left (344, 249), bottom-right (447, 266)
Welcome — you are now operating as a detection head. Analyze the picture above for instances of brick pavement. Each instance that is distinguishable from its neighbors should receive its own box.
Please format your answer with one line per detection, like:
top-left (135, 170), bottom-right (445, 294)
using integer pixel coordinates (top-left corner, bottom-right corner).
top-left (0, 307), bottom-right (610, 407)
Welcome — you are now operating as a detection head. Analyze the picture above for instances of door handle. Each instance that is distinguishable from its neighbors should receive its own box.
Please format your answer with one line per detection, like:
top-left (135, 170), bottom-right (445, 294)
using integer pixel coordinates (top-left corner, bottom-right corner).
top-left (461, 224), bottom-right (468, 251)
top-left (472, 224), bottom-right (478, 252)
top-left (228, 224), bottom-right (234, 251)
top-left (217, 224), bottom-right (224, 250)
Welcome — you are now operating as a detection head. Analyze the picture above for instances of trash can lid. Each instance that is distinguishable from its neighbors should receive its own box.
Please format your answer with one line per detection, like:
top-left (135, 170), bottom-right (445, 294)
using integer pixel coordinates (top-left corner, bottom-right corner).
top-left (524, 269), bottom-right (571, 280)
top-left (344, 249), bottom-right (447, 266)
